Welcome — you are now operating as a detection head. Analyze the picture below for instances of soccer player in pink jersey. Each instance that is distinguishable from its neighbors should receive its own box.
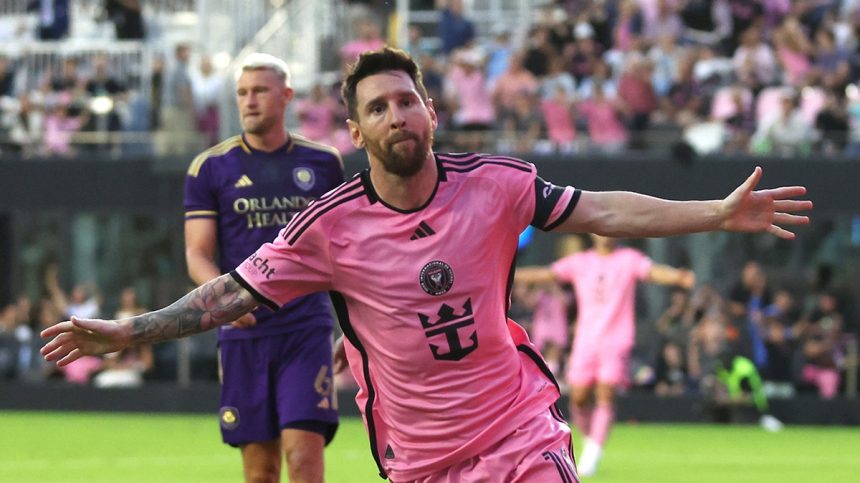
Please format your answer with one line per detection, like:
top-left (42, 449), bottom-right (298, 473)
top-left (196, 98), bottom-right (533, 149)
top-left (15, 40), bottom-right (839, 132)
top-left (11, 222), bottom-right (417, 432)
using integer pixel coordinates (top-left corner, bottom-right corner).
top-left (41, 47), bottom-right (811, 482)
top-left (517, 234), bottom-right (695, 476)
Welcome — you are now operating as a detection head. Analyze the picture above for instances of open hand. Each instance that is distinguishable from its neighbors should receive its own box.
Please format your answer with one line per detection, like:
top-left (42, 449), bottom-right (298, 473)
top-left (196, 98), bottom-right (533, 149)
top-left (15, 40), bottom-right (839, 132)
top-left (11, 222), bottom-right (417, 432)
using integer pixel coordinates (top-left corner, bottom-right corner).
top-left (719, 167), bottom-right (812, 239)
top-left (40, 317), bottom-right (130, 367)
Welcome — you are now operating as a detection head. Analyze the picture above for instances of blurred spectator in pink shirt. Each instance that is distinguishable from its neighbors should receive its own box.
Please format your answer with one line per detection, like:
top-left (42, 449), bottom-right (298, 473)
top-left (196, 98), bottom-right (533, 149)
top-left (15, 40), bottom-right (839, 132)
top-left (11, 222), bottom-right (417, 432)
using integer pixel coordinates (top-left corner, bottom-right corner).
top-left (613, 0), bottom-right (644, 53)
top-left (492, 52), bottom-right (539, 115)
top-left (541, 88), bottom-right (577, 153)
top-left (42, 92), bottom-right (87, 157)
top-left (340, 18), bottom-right (385, 68)
top-left (443, 48), bottom-right (495, 151)
top-left (579, 82), bottom-right (628, 153)
top-left (772, 16), bottom-right (812, 88)
top-left (618, 57), bottom-right (658, 147)
top-left (295, 83), bottom-right (339, 145)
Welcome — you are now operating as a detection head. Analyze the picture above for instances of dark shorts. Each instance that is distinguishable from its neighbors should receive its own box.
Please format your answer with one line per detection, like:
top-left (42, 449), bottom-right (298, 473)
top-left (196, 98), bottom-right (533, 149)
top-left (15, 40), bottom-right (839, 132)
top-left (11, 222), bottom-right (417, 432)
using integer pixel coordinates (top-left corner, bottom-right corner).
top-left (218, 328), bottom-right (339, 446)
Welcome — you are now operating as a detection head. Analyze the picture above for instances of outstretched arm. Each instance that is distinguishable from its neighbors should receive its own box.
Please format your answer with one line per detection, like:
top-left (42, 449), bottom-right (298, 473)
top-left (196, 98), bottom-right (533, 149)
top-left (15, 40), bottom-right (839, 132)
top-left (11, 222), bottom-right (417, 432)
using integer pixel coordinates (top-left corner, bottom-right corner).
top-left (41, 273), bottom-right (258, 367)
top-left (648, 264), bottom-right (695, 289)
top-left (556, 167), bottom-right (811, 239)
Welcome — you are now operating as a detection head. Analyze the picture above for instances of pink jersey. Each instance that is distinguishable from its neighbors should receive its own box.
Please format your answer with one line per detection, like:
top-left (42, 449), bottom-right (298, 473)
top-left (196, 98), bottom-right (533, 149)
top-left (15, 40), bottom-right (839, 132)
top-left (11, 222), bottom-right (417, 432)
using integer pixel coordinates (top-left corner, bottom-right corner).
top-left (551, 247), bottom-right (652, 352)
top-left (234, 153), bottom-right (580, 481)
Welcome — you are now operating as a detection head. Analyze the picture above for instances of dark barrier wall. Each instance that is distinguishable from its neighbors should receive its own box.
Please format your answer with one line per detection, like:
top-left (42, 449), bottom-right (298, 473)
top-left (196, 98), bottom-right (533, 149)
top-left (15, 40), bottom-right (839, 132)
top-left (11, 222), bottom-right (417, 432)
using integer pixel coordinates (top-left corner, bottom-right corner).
top-left (1, 153), bottom-right (858, 215)
top-left (1, 382), bottom-right (857, 425)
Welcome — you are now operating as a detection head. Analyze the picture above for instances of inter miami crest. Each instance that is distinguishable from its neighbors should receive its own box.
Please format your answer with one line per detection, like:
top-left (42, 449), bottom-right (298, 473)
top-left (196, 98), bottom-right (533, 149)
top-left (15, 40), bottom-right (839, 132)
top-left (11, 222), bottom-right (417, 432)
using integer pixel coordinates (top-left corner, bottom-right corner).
top-left (419, 260), bottom-right (454, 296)
top-left (293, 167), bottom-right (315, 191)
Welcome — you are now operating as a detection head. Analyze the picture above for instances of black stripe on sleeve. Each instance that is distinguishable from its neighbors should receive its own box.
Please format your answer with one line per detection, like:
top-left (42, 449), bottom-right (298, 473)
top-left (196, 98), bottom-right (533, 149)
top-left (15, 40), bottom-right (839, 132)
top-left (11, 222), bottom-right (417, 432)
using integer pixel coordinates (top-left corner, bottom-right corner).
top-left (543, 188), bottom-right (581, 232)
top-left (531, 176), bottom-right (581, 230)
top-left (229, 270), bottom-right (279, 311)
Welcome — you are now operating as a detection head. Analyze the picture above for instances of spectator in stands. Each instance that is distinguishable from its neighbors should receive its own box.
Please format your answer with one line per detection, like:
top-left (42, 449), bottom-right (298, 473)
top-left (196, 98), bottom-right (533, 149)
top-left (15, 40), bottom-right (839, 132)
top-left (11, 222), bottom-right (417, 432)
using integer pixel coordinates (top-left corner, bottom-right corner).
top-left (732, 26), bottom-right (779, 93)
top-left (679, 0), bottom-right (732, 48)
top-left (190, 55), bottom-right (224, 148)
top-left (578, 81), bottom-right (629, 153)
top-left (648, 33), bottom-right (686, 98)
top-left (0, 56), bottom-right (18, 98)
top-left (810, 28), bottom-right (851, 91)
top-left (93, 286), bottom-right (153, 388)
top-left (653, 340), bottom-right (689, 397)
top-left (443, 48), bottom-right (494, 152)
top-left (799, 291), bottom-right (844, 399)
top-left (576, 60), bottom-right (617, 101)
top-left (28, 0), bottom-right (70, 40)
top-left (48, 57), bottom-right (84, 95)
top-left (104, 0), bottom-right (145, 40)
top-left (541, 83), bottom-right (577, 153)
top-left (751, 90), bottom-right (816, 156)
top-left (728, 261), bottom-right (773, 371)
top-left (484, 27), bottom-right (514, 89)
top-left (84, 54), bottom-right (128, 152)
top-left (567, 24), bottom-right (604, 83)
top-left (500, 91), bottom-right (544, 153)
top-left (760, 289), bottom-right (800, 397)
top-left (149, 54), bottom-right (165, 130)
top-left (491, 52), bottom-right (539, 117)
top-left (156, 43), bottom-right (199, 155)
top-left (41, 92), bottom-right (87, 157)
top-left (612, 0), bottom-right (644, 53)
top-left (522, 26), bottom-right (554, 78)
top-left (772, 15), bottom-right (813, 88)
top-left (618, 56), bottom-right (659, 148)
top-left (437, 0), bottom-right (475, 56)
top-left (723, 86), bottom-right (757, 152)
top-left (723, 0), bottom-right (764, 55)
top-left (643, 0), bottom-right (684, 45)
top-left (295, 83), bottom-right (339, 145)
top-left (656, 288), bottom-right (693, 344)
top-left (339, 17), bottom-right (385, 68)
top-left (814, 88), bottom-right (850, 155)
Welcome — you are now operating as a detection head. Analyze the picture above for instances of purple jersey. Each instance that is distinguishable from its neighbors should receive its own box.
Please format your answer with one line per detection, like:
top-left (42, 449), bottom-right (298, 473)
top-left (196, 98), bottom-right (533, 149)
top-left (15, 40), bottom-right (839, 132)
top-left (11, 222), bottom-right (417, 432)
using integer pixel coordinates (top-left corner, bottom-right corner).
top-left (184, 134), bottom-right (344, 340)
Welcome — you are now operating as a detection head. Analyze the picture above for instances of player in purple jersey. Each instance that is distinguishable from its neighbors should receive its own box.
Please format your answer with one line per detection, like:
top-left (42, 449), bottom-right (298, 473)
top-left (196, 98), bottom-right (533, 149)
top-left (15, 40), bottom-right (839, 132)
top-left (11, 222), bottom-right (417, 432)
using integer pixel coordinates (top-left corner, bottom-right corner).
top-left (42, 48), bottom-right (812, 482)
top-left (183, 53), bottom-right (342, 483)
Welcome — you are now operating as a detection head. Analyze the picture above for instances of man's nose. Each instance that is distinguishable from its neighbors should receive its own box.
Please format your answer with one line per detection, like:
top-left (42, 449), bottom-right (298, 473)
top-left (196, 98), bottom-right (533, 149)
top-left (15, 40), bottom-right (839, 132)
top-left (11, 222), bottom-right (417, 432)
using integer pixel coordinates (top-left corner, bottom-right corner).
top-left (388, 105), bottom-right (406, 129)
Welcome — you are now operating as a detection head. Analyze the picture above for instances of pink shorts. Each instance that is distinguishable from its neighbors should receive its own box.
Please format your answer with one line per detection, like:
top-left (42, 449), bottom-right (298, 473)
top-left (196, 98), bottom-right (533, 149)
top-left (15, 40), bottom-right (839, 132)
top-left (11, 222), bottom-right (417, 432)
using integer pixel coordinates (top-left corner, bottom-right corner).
top-left (566, 344), bottom-right (630, 387)
top-left (404, 407), bottom-right (579, 483)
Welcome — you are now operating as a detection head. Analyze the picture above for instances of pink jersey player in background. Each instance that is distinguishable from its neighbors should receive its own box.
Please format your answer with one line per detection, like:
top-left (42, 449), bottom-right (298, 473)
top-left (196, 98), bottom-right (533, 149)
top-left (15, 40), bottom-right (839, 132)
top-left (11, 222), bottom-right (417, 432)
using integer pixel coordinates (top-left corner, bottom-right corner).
top-left (517, 234), bottom-right (695, 477)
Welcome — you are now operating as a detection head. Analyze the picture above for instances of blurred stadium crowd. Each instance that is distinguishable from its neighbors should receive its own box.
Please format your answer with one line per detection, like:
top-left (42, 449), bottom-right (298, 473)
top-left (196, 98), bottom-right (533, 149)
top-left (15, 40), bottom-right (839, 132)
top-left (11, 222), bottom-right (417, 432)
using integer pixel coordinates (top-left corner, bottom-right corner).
top-left (2, 0), bottom-right (860, 157)
top-left (0, 0), bottom-right (858, 409)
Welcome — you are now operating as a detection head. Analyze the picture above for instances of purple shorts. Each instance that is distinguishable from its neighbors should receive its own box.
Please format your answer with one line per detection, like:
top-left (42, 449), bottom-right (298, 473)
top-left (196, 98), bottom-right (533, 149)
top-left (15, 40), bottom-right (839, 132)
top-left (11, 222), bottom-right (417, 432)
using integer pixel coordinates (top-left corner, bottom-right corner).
top-left (218, 328), bottom-right (339, 446)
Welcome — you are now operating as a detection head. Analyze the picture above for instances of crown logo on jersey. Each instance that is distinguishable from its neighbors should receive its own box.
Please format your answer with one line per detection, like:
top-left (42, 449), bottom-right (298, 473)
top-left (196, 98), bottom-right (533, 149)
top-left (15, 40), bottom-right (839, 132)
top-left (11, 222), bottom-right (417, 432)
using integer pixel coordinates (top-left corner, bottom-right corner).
top-left (418, 298), bottom-right (478, 361)
top-left (410, 221), bottom-right (436, 240)
top-left (234, 174), bottom-right (254, 188)
top-left (418, 299), bottom-right (473, 329)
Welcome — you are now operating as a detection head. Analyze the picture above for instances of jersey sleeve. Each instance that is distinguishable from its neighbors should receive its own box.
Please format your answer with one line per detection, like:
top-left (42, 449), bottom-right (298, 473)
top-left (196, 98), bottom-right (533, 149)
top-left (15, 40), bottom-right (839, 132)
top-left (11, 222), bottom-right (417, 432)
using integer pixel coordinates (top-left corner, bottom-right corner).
top-left (184, 156), bottom-right (218, 220)
top-left (631, 249), bottom-right (654, 280)
top-left (231, 219), bottom-right (334, 311)
top-left (550, 253), bottom-right (579, 282)
top-left (492, 156), bottom-right (580, 232)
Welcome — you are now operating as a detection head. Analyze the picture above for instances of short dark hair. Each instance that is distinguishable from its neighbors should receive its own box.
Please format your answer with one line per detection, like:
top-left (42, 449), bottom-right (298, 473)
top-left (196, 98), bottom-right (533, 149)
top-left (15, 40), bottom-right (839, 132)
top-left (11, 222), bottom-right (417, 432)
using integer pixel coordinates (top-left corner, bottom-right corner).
top-left (341, 47), bottom-right (428, 120)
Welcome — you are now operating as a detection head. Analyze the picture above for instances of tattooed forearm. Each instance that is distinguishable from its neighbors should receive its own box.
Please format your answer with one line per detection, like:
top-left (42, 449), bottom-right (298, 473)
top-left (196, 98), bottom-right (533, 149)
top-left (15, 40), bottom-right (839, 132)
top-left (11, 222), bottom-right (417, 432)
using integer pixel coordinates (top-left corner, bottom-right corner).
top-left (129, 274), bottom-right (257, 344)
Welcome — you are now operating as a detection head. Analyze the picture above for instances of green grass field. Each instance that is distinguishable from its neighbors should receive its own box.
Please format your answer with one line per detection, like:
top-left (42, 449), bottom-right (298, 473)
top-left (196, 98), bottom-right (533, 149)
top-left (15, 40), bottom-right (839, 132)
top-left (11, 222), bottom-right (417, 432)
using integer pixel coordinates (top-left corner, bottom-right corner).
top-left (0, 412), bottom-right (857, 482)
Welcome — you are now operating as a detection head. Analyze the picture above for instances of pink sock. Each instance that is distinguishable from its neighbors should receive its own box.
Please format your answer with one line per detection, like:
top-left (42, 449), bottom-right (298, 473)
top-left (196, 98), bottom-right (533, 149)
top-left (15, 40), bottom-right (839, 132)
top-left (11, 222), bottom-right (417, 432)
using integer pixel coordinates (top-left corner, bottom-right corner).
top-left (572, 404), bottom-right (593, 439)
top-left (590, 403), bottom-right (615, 446)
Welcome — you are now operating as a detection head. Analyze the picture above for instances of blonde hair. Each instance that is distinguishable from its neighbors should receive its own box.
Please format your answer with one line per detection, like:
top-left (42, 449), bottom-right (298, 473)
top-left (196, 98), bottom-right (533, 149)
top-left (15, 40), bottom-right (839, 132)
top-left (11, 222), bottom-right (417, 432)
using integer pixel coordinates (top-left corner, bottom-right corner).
top-left (235, 52), bottom-right (291, 88)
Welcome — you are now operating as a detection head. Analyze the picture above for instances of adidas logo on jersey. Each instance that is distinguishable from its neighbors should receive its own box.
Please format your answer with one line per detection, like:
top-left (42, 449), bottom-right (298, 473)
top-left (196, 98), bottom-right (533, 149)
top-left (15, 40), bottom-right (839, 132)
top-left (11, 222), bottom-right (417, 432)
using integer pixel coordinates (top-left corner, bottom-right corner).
top-left (410, 221), bottom-right (436, 240)
top-left (234, 175), bottom-right (254, 188)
